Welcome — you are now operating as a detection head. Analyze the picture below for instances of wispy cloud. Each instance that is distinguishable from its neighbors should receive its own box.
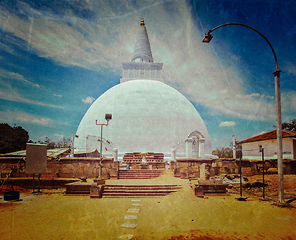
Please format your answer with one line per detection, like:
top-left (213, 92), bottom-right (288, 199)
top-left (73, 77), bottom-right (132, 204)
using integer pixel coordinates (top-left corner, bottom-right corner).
top-left (282, 90), bottom-right (296, 120)
top-left (219, 121), bottom-right (236, 127)
top-left (0, 0), bottom-right (284, 121)
top-left (0, 110), bottom-right (69, 126)
top-left (0, 68), bottom-right (65, 108)
top-left (283, 62), bottom-right (296, 76)
top-left (0, 89), bottom-right (65, 108)
top-left (82, 96), bottom-right (95, 104)
top-left (53, 133), bottom-right (64, 139)
top-left (0, 69), bottom-right (40, 88)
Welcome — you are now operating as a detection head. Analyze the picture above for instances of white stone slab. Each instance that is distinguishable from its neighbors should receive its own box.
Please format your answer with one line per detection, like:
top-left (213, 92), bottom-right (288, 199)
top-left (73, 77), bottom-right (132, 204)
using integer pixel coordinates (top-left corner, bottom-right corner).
top-left (118, 234), bottom-right (134, 239)
top-left (131, 204), bottom-right (142, 207)
top-left (125, 215), bottom-right (137, 219)
top-left (131, 199), bottom-right (141, 202)
top-left (120, 223), bottom-right (137, 229)
top-left (127, 208), bottom-right (140, 213)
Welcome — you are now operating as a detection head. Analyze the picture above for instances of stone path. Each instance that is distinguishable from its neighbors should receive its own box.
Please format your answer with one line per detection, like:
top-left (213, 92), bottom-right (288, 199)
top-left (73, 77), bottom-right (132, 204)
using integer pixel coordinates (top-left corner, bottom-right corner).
top-left (119, 199), bottom-right (143, 239)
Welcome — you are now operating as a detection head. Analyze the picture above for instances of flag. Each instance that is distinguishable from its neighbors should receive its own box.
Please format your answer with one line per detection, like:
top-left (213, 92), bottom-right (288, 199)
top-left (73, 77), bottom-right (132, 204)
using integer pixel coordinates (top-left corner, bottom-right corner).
top-left (105, 147), bottom-right (108, 151)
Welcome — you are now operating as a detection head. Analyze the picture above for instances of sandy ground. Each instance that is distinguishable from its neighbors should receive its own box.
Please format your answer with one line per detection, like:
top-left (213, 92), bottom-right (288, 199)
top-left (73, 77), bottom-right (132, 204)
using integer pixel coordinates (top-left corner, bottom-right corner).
top-left (1, 171), bottom-right (296, 240)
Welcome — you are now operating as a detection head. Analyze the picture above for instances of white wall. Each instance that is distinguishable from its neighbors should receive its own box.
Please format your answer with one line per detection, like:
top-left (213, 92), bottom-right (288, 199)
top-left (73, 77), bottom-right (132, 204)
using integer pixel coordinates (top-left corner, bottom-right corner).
top-left (242, 138), bottom-right (294, 160)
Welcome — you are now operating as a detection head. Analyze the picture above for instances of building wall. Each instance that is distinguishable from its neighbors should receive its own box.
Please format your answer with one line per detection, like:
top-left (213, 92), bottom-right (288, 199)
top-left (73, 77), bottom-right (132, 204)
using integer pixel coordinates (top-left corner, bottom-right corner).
top-left (242, 138), bottom-right (294, 160)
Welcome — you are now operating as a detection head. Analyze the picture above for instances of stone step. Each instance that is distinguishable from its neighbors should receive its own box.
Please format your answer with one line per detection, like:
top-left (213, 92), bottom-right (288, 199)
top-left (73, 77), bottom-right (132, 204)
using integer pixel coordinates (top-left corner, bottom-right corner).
top-left (105, 185), bottom-right (181, 190)
top-left (119, 170), bottom-right (164, 173)
top-left (102, 193), bottom-right (168, 198)
top-left (118, 176), bottom-right (161, 179)
top-left (118, 170), bottom-right (164, 179)
top-left (103, 189), bottom-right (177, 194)
top-left (102, 184), bottom-right (182, 198)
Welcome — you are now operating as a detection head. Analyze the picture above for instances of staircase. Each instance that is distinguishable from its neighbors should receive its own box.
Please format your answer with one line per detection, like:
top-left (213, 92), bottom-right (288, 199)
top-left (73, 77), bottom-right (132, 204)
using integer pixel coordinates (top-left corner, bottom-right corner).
top-left (102, 184), bottom-right (182, 198)
top-left (118, 169), bottom-right (164, 179)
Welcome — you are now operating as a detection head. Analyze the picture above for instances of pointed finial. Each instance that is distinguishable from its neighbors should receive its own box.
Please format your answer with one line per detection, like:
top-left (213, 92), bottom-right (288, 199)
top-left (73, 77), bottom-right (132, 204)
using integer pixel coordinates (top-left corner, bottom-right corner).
top-left (140, 18), bottom-right (145, 26)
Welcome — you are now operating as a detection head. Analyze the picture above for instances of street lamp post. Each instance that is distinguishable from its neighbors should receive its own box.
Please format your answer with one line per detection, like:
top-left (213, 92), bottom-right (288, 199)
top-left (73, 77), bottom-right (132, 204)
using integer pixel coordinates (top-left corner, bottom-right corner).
top-left (202, 23), bottom-right (284, 204)
top-left (95, 114), bottom-right (112, 178)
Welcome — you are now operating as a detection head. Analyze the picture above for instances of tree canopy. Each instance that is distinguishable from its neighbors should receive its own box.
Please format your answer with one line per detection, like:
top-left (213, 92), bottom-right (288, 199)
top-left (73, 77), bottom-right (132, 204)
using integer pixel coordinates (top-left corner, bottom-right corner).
top-left (282, 119), bottom-right (296, 131)
top-left (212, 142), bottom-right (242, 159)
top-left (0, 123), bottom-right (29, 154)
top-left (38, 137), bottom-right (71, 149)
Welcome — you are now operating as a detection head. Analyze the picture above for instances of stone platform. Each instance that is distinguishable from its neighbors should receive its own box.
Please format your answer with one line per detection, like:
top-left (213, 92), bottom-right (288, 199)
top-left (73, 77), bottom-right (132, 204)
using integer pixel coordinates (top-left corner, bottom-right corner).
top-left (65, 170), bottom-right (187, 197)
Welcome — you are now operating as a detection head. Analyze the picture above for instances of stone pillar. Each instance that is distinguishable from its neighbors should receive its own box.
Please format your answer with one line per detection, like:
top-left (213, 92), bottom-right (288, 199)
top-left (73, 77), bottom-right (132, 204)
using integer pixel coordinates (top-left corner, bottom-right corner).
top-left (113, 148), bottom-right (118, 161)
top-left (200, 163), bottom-right (206, 180)
top-left (199, 138), bottom-right (205, 159)
top-left (200, 163), bottom-right (210, 180)
top-left (171, 149), bottom-right (176, 161)
top-left (185, 138), bottom-right (193, 158)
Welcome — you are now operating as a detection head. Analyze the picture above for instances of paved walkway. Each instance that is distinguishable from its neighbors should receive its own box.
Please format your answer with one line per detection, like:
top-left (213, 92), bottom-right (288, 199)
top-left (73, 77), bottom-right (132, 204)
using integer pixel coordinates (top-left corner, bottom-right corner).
top-left (106, 170), bottom-right (189, 186)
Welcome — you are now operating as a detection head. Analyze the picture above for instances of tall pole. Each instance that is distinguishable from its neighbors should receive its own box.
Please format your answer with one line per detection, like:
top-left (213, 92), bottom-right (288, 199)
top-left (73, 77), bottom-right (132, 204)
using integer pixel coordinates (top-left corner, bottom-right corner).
top-left (71, 133), bottom-right (74, 157)
top-left (261, 148), bottom-right (265, 199)
top-left (100, 125), bottom-right (103, 178)
top-left (232, 134), bottom-right (236, 159)
top-left (202, 23), bottom-right (284, 204)
top-left (274, 70), bottom-right (284, 203)
top-left (96, 114), bottom-right (112, 179)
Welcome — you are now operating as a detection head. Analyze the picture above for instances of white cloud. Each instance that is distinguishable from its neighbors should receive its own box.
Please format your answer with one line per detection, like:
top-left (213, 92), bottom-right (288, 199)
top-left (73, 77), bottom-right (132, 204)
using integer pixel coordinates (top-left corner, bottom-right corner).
top-left (219, 121), bottom-right (236, 127)
top-left (282, 90), bottom-right (296, 112)
top-left (0, 69), bottom-right (40, 88)
top-left (0, 110), bottom-right (52, 126)
top-left (0, 110), bottom-right (68, 126)
top-left (82, 96), bottom-right (95, 104)
top-left (53, 133), bottom-right (64, 139)
top-left (0, 89), bottom-right (65, 108)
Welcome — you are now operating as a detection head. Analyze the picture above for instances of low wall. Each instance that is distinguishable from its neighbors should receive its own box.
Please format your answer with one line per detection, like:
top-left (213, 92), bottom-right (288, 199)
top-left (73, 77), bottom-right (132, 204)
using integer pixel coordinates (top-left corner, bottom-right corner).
top-left (171, 158), bottom-right (296, 179)
top-left (0, 157), bottom-right (119, 179)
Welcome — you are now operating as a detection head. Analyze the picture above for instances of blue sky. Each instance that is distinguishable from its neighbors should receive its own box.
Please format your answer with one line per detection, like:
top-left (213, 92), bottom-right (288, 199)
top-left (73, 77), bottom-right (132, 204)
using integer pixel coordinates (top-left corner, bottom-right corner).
top-left (0, 0), bottom-right (295, 150)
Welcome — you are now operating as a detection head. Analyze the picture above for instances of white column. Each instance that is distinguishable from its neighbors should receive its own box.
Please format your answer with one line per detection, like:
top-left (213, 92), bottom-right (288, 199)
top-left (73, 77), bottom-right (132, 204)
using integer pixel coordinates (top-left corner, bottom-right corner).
top-left (199, 138), bottom-right (205, 159)
top-left (185, 138), bottom-right (193, 158)
top-left (113, 148), bottom-right (118, 161)
top-left (171, 148), bottom-right (176, 161)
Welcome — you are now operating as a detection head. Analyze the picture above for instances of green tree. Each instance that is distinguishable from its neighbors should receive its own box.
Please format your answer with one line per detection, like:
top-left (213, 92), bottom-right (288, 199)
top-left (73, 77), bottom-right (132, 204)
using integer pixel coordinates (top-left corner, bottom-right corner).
top-left (212, 142), bottom-right (242, 159)
top-left (0, 123), bottom-right (29, 153)
top-left (38, 137), bottom-right (56, 149)
top-left (282, 119), bottom-right (296, 131)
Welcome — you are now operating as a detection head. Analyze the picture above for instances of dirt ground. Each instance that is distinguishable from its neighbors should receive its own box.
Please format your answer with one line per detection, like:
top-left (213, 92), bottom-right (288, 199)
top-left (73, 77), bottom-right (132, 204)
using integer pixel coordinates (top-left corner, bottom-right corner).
top-left (1, 171), bottom-right (296, 240)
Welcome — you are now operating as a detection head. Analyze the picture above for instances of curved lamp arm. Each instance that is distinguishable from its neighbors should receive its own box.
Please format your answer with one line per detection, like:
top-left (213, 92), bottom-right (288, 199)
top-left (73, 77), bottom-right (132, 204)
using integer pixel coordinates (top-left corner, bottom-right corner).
top-left (202, 23), bottom-right (279, 71)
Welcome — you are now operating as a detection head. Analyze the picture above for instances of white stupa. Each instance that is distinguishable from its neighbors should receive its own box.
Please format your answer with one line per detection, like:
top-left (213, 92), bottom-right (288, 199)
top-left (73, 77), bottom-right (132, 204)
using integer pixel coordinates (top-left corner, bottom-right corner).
top-left (75, 19), bottom-right (213, 160)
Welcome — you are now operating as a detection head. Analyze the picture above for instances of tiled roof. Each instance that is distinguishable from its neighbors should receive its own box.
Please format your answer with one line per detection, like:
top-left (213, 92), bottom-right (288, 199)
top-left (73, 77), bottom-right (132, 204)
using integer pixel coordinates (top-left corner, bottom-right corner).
top-left (237, 129), bottom-right (296, 144)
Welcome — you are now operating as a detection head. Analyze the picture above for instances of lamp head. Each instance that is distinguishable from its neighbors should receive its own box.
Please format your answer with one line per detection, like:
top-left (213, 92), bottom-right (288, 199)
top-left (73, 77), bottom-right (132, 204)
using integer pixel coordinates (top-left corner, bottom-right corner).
top-left (105, 114), bottom-right (112, 125)
top-left (202, 33), bottom-right (213, 43)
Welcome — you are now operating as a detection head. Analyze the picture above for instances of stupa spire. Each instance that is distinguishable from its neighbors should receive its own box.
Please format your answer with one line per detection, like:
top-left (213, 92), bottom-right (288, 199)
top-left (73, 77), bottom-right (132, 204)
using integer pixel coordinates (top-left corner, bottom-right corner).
top-left (131, 18), bottom-right (153, 62)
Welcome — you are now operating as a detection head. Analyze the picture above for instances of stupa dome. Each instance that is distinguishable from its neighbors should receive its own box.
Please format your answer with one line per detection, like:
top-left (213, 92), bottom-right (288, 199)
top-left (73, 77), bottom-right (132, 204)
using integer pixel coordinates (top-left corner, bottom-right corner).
top-left (75, 79), bottom-right (212, 159)
top-left (75, 19), bottom-right (212, 160)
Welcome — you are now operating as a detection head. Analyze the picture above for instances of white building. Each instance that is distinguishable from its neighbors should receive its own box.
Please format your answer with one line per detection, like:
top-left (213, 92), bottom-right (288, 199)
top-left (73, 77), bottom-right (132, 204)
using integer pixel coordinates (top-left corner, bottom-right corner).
top-left (237, 129), bottom-right (296, 160)
top-left (75, 19), bottom-right (213, 160)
